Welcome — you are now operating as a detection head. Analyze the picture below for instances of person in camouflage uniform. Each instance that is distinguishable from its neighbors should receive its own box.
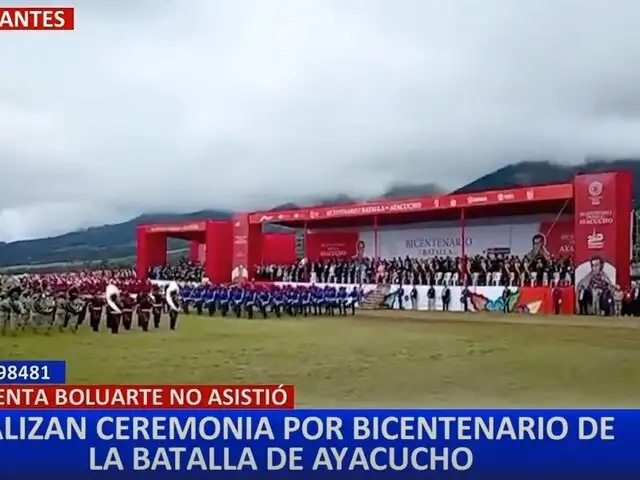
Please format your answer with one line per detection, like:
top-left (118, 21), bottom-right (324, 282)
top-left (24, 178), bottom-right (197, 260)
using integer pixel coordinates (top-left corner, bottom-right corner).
top-left (30, 283), bottom-right (57, 332)
top-left (17, 287), bottom-right (34, 331)
top-left (0, 280), bottom-right (25, 335)
top-left (50, 286), bottom-right (84, 333)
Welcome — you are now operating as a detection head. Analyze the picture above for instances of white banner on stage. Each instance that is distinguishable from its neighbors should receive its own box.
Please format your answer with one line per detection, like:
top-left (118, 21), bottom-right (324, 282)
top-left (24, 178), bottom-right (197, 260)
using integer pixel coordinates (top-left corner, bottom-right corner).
top-left (151, 280), bottom-right (542, 314)
top-left (274, 282), bottom-right (520, 313)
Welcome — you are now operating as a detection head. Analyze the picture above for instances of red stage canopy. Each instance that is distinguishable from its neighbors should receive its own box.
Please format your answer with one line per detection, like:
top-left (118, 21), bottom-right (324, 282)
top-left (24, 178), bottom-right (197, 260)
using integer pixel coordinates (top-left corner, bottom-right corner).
top-left (248, 183), bottom-right (574, 228)
top-left (137, 172), bottom-right (633, 288)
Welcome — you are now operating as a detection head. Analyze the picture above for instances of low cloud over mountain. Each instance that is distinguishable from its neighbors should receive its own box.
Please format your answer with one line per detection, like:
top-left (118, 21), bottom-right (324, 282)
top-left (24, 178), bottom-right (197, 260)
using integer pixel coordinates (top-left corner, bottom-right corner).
top-left (4, 1), bottom-right (640, 242)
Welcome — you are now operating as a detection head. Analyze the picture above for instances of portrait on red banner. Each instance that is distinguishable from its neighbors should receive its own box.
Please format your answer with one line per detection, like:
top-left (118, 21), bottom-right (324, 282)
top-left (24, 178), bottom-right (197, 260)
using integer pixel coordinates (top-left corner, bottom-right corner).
top-left (576, 256), bottom-right (614, 290)
top-left (527, 233), bottom-right (551, 260)
top-left (573, 173), bottom-right (626, 287)
top-left (539, 220), bottom-right (574, 258)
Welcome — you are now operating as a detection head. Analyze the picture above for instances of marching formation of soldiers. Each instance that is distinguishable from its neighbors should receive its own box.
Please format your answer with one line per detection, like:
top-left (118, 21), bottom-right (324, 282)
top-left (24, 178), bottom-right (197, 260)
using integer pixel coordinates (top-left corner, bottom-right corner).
top-left (0, 278), bottom-right (182, 336)
top-left (180, 283), bottom-right (361, 319)
top-left (0, 274), bottom-right (365, 335)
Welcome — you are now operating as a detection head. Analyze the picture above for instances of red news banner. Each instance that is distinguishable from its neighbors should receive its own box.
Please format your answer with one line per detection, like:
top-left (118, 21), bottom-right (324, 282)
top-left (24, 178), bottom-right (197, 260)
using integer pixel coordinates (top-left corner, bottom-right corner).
top-left (0, 6), bottom-right (74, 30)
top-left (0, 385), bottom-right (296, 409)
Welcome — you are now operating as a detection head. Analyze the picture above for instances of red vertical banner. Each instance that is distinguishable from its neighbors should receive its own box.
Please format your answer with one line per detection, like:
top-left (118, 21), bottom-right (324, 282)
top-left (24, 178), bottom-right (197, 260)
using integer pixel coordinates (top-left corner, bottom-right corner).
top-left (204, 221), bottom-right (232, 284)
top-left (231, 214), bottom-right (250, 282)
top-left (248, 222), bottom-right (264, 280)
top-left (146, 233), bottom-right (167, 267)
top-left (136, 227), bottom-right (149, 279)
top-left (574, 172), bottom-right (632, 289)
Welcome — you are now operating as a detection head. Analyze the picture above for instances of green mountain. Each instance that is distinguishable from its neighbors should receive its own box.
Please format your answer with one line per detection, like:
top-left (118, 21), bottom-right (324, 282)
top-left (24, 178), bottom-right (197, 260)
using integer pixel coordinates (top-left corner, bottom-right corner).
top-left (0, 161), bottom-right (638, 269)
top-left (456, 159), bottom-right (640, 198)
top-left (271, 182), bottom-right (444, 210)
top-left (0, 210), bottom-right (230, 269)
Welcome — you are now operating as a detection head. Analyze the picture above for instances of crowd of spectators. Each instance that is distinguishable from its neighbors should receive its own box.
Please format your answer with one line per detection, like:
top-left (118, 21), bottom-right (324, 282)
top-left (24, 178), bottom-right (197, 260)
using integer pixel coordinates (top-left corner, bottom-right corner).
top-left (254, 254), bottom-right (575, 287)
top-left (1, 268), bottom-right (149, 296)
top-left (2, 268), bottom-right (137, 282)
top-left (95, 268), bottom-right (136, 279)
top-left (147, 259), bottom-right (204, 283)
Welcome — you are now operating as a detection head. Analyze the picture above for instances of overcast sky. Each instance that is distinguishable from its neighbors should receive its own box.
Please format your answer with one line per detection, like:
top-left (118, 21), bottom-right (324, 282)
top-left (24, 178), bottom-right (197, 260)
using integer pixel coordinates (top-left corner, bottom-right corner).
top-left (2, 0), bottom-right (640, 242)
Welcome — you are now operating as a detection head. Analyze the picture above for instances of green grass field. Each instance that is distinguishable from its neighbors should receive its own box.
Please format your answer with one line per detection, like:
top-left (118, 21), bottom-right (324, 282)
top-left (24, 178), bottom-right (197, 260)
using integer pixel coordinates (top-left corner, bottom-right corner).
top-left (2, 311), bottom-right (640, 406)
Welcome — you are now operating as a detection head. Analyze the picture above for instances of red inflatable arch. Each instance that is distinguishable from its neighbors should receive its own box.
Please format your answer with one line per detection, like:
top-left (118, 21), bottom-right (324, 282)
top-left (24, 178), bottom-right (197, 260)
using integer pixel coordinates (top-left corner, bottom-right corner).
top-left (136, 220), bottom-right (232, 284)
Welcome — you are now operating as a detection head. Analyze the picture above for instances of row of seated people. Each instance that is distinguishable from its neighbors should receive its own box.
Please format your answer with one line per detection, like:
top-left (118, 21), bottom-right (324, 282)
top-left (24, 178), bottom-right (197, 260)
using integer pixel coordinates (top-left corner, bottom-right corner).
top-left (255, 255), bottom-right (574, 286)
top-left (147, 259), bottom-right (204, 282)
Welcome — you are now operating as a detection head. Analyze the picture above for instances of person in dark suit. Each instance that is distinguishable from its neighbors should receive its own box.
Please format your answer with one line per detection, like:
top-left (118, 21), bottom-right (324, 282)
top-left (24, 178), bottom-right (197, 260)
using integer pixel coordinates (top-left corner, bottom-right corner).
top-left (600, 288), bottom-right (613, 316)
top-left (502, 287), bottom-right (510, 313)
top-left (577, 285), bottom-right (591, 315)
top-left (461, 285), bottom-right (470, 312)
top-left (552, 284), bottom-right (563, 315)
top-left (427, 285), bottom-right (436, 310)
top-left (395, 285), bottom-right (404, 309)
top-left (442, 285), bottom-right (451, 311)
top-left (410, 285), bottom-right (418, 310)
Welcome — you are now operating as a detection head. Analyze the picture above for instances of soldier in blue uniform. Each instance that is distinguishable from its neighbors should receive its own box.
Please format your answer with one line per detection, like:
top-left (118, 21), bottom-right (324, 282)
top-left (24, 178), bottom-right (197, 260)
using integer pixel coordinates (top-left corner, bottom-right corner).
top-left (311, 286), bottom-right (323, 316)
top-left (206, 285), bottom-right (217, 316)
top-left (180, 285), bottom-right (192, 314)
top-left (337, 286), bottom-right (348, 315)
top-left (348, 286), bottom-right (360, 315)
top-left (244, 285), bottom-right (257, 319)
top-left (281, 286), bottom-right (291, 316)
top-left (218, 285), bottom-right (230, 317)
top-left (325, 286), bottom-right (336, 316)
top-left (300, 287), bottom-right (311, 316)
top-left (231, 285), bottom-right (245, 318)
top-left (193, 284), bottom-right (206, 315)
top-left (284, 287), bottom-right (295, 316)
top-left (258, 287), bottom-right (271, 319)
top-left (273, 287), bottom-right (284, 318)
top-left (295, 287), bottom-right (304, 316)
